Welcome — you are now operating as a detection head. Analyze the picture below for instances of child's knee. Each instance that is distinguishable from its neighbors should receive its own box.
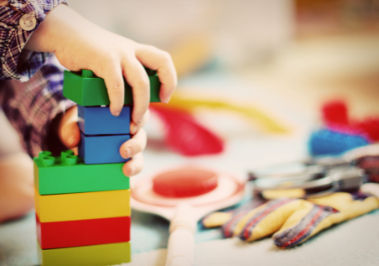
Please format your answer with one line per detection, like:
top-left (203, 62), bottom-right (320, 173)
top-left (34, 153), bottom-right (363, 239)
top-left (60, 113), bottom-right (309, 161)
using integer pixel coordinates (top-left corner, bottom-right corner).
top-left (0, 153), bottom-right (34, 222)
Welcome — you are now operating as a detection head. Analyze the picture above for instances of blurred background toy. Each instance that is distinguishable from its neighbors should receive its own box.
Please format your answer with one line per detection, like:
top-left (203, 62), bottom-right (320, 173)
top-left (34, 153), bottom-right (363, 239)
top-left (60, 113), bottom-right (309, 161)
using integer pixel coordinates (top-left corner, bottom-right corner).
top-left (150, 104), bottom-right (224, 156)
top-left (167, 93), bottom-right (289, 134)
top-left (308, 99), bottom-right (379, 156)
top-left (249, 144), bottom-right (379, 200)
top-left (202, 192), bottom-right (379, 248)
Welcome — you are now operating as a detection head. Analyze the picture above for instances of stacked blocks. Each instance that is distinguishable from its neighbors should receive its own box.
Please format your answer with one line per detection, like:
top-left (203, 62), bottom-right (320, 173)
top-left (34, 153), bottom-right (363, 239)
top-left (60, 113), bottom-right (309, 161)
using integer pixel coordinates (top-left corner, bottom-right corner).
top-left (34, 69), bottom-right (160, 265)
top-left (64, 69), bottom-right (159, 164)
top-left (34, 151), bottom-right (131, 265)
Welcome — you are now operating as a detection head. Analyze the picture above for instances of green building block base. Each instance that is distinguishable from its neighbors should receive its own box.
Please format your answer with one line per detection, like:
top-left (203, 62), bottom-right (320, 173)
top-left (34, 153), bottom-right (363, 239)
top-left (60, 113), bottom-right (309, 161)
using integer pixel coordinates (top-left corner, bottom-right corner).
top-left (34, 151), bottom-right (129, 195)
top-left (63, 69), bottom-right (160, 106)
top-left (39, 241), bottom-right (131, 266)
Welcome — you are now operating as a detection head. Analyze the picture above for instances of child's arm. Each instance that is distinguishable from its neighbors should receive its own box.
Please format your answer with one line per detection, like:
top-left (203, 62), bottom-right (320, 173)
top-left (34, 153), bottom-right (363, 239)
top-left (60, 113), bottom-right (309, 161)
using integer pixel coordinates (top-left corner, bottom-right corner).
top-left (0, 2), bottom-right (177, 176)
top-left (26, 4), bottom-right (177, 128)
top-left (32, 4), bottom-right (177, 176)
top-left (0, 0), bottom-right (74, 156)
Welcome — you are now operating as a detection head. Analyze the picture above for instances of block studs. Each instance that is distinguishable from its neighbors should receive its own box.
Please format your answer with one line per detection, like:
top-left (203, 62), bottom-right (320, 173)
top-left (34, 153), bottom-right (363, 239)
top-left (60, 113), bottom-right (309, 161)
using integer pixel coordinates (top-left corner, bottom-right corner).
top-left (60, 150), bottom-right (78, 166)
top-left (38, 151), bottom-right (55, 167)
top-left (81, 69), bottom-right (94, 78)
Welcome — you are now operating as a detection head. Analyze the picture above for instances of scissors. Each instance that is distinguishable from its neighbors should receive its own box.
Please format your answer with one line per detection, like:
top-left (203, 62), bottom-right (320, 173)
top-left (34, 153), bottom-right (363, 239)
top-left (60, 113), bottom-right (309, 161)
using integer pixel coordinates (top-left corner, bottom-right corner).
top-left (249, 144), bottom-right (379, 198)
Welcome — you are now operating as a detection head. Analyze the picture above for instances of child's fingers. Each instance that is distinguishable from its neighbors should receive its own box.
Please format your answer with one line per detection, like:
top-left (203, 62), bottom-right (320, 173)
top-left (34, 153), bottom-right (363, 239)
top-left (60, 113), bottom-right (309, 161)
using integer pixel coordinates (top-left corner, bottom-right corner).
top-left (122, 56), bottom-right (150, 126)
top-left (119, 128), bottom-right (147, 159)
top-left (135, 45), bottom-right (177, 103)
top-left (101, 62), bottom-right (125, 116)
top-left (122, 152), bottom-right (144, 176)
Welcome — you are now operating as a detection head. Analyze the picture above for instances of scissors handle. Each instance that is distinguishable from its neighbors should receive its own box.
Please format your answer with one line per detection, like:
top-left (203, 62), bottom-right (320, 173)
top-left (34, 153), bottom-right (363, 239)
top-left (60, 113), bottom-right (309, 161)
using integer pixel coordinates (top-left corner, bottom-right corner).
top-left (166, 204), bottom-right (196, 266)
top-left (304, 166), bottom-right (365, 197)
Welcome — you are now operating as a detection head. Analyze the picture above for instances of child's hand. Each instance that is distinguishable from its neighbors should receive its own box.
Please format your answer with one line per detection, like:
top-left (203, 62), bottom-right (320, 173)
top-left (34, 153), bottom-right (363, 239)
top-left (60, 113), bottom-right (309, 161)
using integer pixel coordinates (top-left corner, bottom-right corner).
top-left (26, 4), bottom-right (177, 133)
top-left (59, 106), bottom-right (148, 176)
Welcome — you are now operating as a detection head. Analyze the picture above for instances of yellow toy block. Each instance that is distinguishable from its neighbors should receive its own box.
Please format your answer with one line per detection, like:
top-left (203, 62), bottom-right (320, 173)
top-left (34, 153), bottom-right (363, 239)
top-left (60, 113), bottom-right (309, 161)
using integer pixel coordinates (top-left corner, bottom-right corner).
top-left (38, 241), bottom-right (131, 265)
top-left (35, 188), bottom-right (130, 222)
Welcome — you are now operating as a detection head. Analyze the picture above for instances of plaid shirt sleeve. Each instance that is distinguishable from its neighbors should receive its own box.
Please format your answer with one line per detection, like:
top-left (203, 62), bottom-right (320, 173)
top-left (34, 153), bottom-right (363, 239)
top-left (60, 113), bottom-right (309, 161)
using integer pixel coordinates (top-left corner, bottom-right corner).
top-left (0, 0), bottom-right (67, 80)
top-left (1, 56), bottom-right (75, 157)
top-left (0, 0), bottom-right (74, 157)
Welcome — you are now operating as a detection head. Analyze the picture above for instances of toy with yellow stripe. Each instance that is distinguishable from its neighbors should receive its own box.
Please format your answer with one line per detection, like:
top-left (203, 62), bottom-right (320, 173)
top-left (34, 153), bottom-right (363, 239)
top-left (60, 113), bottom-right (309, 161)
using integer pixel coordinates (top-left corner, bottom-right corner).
top-left (202, 192), bottom-right (379, 248)
top-left (34, 151), bottom-right (131, 265)
top-left (33, 68), bottom-right (161, 265)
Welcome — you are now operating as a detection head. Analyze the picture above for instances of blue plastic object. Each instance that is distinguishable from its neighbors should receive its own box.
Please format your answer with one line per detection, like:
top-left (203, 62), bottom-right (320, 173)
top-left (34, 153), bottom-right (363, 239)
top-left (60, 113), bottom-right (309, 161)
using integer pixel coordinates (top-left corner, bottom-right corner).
top-left (308, 128), bottom-right (369, 156)
top-left (79, 133), bottom-right (131, 164)
top-left (78, 106), bottom-right (131, 135)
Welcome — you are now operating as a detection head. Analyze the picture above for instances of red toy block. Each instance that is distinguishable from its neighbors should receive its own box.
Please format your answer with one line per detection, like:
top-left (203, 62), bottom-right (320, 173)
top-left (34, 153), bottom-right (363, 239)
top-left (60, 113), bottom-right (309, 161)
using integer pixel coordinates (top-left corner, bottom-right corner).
top-left (352, 117), bottom-right (379, 142)
top-left (36, 215), bottom-right (130, 249)
top-left (321, 100), bottom-right (349, 126)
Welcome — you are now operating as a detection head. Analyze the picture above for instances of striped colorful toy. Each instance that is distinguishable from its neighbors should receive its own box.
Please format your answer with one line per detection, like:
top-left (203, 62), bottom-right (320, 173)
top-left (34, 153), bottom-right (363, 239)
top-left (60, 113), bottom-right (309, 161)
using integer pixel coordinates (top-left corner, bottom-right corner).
top-left (34, 69), bottom-right (160, 265)
top-left (202, 193), bottom-right (379, 248)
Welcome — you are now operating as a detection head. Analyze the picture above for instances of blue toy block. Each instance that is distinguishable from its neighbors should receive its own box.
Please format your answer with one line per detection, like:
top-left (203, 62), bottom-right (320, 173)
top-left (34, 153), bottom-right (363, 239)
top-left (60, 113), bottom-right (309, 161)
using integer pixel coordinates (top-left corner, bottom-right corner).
top-left (79, 133), bottom-right (131, 164)
top-left (78, 106), bottom-right (131, 135)
top-left (308, 129), bottom-right (369, 156)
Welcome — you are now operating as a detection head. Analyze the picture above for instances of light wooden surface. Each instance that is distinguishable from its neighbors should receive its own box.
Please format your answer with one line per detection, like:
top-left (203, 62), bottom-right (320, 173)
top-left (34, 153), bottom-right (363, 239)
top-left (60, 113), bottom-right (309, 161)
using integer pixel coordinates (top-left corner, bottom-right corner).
top-left (238, 33), bottom-right (379, 120)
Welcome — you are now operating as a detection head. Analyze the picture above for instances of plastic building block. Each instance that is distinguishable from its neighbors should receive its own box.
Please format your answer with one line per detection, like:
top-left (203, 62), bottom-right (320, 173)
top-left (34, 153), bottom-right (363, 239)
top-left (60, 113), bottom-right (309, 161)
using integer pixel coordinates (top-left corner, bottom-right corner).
top-left (38, 241), bottom-right (130, 266)
top-left (151, 104), bottom-right (224, 156)
top-left (78, 105), bottom-right (131, 135)
top-left (35, 188), bottom-right (130, 222)
top-left (79, 133), bottom-right (130, 164)
top-left (36, 215), bottom-right (130, 249)
top-left (321, 100), bottom-right (349, 126)
top-left (63, 69), bottom-right (160, 106)
top-left (308, 129), bottom-right (369, 156)
top-left (352, 117), bottom-right (379, 142)
top-left (34, 151), bottom-right (129, 195)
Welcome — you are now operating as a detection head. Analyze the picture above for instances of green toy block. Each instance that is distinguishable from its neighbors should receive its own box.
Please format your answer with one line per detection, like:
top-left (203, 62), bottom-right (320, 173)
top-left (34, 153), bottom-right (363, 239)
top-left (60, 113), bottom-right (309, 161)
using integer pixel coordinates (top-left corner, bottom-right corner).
top-left (34, 151), bottom-right (129, 195)
top-left (63, 69), bottom-right (161, 106)
top-left (39, 241), bottom-right (131, 266)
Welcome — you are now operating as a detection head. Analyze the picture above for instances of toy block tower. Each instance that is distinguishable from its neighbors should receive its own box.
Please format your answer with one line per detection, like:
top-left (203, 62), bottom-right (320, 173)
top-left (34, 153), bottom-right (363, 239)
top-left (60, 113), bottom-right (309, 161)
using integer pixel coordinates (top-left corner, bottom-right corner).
top-left (34, 69), bottom-right (160, 265)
